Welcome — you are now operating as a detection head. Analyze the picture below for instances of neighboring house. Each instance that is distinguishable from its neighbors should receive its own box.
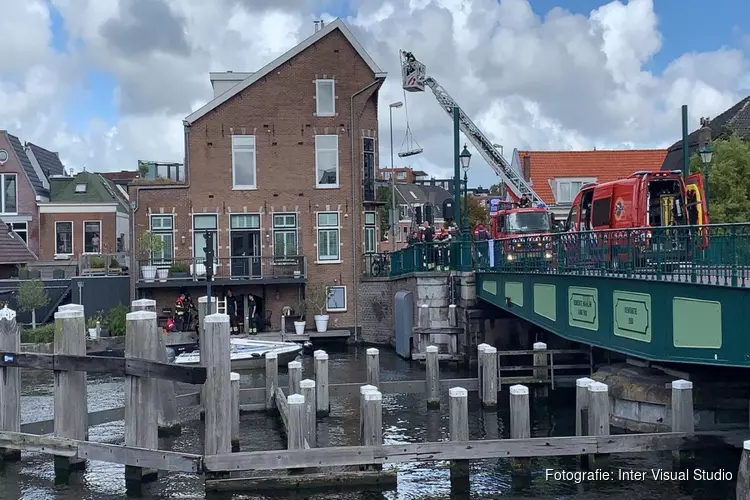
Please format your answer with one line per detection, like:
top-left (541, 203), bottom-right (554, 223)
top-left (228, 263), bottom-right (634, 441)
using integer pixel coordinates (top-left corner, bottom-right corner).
top-left (509, 149), bottom-right (668, 218)
top-left (99, 170), bottom-right (139, 188)
top-left (130, 18), bottom-right (386, 332)
top-left (377, 167), bottom-right (428, 184)
top-left (662, 96), bottom-right (750, 172)
top-left (39, 171), bottom-right (131, 260)
top-left (388, 183), bottom-right (454, 250)
top-left (0, 222), bottom-right (37, 279)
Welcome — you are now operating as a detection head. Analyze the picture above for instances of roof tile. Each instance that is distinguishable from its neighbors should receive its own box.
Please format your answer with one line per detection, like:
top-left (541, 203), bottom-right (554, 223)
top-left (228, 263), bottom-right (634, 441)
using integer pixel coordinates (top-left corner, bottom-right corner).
top-left (0, 221), bottom-right (37, 264)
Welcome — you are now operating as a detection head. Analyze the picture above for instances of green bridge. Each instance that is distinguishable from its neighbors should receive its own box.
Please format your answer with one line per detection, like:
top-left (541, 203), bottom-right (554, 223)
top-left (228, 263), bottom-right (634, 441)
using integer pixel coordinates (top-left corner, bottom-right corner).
top-left (384, 223), bottom-right (750, 368)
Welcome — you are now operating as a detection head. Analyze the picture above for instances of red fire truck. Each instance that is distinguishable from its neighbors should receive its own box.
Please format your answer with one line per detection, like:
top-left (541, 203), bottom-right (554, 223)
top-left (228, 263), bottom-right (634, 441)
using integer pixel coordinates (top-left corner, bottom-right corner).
top-left (489, 201), bottom-right (556, 264)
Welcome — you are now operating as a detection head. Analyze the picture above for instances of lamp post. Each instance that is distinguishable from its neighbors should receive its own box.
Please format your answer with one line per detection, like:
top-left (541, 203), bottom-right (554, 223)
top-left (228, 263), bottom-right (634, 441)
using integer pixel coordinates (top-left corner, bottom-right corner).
top-left (698, 117), bottom-right (713, 216)
top-left (460, 145), bottom-right (472, 236)
top-left (389, 101), bottom-right (403, 248)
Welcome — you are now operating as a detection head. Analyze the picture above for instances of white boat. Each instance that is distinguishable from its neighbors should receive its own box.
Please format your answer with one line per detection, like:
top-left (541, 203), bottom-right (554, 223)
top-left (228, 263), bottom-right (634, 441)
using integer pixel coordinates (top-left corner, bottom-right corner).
top-left (173, 338), bottom-right (303, 370)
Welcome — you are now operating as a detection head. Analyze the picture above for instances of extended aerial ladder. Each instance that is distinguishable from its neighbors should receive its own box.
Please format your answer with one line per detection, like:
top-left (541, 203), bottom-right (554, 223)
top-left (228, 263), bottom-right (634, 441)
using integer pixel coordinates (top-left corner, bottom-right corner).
top-left (400, 51), bottom-right (543, 205)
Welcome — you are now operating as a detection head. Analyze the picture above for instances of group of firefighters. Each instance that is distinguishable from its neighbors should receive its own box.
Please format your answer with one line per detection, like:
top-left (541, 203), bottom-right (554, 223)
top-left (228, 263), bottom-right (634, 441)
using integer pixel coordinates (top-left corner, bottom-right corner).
top-left (168, 288), bottom-right (258, 335)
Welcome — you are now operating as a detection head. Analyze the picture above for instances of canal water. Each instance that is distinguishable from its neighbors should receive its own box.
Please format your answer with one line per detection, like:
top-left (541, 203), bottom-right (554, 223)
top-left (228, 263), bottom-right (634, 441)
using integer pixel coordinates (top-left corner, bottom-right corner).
top-left (0, 346), bottom-right (740, 499)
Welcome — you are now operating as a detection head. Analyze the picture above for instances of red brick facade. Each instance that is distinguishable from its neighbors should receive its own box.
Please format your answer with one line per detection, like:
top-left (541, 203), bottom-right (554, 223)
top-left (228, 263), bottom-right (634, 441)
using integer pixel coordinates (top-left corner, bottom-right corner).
top-left (131, 27), bottom-right (383, 330)
top-left (0, 132), bottom-right (40, 257)
top-left (38, 212), bottom-right (119, 260)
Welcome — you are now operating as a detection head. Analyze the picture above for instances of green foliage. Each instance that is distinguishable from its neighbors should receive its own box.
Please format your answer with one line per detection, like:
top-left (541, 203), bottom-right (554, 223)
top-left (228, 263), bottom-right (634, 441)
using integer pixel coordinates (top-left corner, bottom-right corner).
top-left (138, 160), bottom-right (150, 177)
top-left (305, 283), bottom-right (334, 316)
top-left (488, 183), bottom-right (503, 195)
top-left (17, 279), bottom-right (49, 312)
top-left (689, 134), bottom-right (750, 223)
top-left (459, 195), bottom-right (490, 229)
top-left (170, 263), bottom-right (189, 273)
top-left (91, 256), bottom-right (106, 268)
top-left (109, 258), bottom-right (120, 268)
top-left (104, 305), bottom-right (128, 336)
top-left (139, 230), bottom-right (164, 256)
top-left (87, 310), bottom-right (105, 329)
top-left (21, 324), bottom-right (55, 344)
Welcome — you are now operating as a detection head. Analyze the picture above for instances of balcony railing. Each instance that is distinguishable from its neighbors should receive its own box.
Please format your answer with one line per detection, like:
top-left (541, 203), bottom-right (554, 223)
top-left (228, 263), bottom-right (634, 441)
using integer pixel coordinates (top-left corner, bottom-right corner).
top-left (136, 255), bottom-right (306, 283)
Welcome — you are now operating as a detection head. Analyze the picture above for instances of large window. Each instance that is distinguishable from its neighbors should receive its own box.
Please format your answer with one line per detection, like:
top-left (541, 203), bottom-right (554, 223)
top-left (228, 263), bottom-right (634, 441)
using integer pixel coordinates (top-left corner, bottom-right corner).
top-left (317, 212), bottom-right (340, 261)
top-left (364, 211), bottom-right (376, 254)
top-left (232, 135), bottom-right (257, 189)
top-left (272, 213), bottom-right (298, 258)
top-left (326, 286), bottom-right (347, 312)
top-left (315, 79), bottom-right (335, 116)
top-left (1, 174), bottom-right (17, 214)
top-left (7, 222), bottom-right (27, 244)
top-left (363, 138), bottom-right (375, 202)
top-left (150, 215), bottom-right (174, 264)
top-left (556, 178), bottom-right (595, 204)
top-left (315, 135), bottom-right (339, 187)
top-left (83, 221), bottom-right (101, 253)
top-left (193, 214), bottom-right (218, 261)
top-left (55, 221), bottom-right (73, 255)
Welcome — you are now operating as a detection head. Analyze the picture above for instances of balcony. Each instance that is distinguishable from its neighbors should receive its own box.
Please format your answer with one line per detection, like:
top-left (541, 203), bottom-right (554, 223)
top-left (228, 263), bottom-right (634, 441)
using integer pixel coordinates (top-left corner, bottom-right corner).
top-left (135, 256), bottom-right (306, 287)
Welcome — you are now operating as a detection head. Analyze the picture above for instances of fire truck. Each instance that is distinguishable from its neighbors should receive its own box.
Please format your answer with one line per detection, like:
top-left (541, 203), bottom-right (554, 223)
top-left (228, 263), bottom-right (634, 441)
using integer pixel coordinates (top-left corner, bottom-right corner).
top-left (489, 201), bottom-right (556, 264)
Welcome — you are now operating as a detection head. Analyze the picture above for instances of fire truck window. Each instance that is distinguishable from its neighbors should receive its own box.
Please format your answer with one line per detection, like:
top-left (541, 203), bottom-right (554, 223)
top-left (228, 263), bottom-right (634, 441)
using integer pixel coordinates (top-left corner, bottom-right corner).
top-left (591, 197), bottom-right (612, 227)
top-left (497, 216), bottom-right (505, 233)
top-left (564, 206), bottom-right (577, 231)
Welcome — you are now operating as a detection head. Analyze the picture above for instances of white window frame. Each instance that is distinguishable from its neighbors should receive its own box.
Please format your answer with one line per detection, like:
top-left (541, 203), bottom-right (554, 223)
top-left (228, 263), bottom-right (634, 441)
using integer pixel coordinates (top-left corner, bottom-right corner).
top-left (364, 211), bottom-right (377, 254)
top-left (315, 79), bottom-right (336, 116)
top-left (555, 177), bottom-right (596, 204)
top-left (397, 171), bottom-right (407, 179)
top-left (231, 135), bottom-right (257, 190)
top-left (55, 221), bottom-right (74, 256)
top-left (316, 211), bottom-right (340, 263)
top-left (83, 220), bottom-right (102, 254)
top-left (399, 204), bottom-right (409, 221)
top-left (75, 183), bottom-right (87, 193)
top-left (315, 135), bottom-right (339, 188)
top-left (272, 213), bottom-right (298, 258)
top-left (326, 285), bottom-right (347, 313)
top-left (150, 215), bottom-right (175, 265)
top-left (1, 173), bottom-right (18, 215)
top-left (7, 222), bottom-right (27, 244)
top-left (192, 214), bottom-right (218, 261)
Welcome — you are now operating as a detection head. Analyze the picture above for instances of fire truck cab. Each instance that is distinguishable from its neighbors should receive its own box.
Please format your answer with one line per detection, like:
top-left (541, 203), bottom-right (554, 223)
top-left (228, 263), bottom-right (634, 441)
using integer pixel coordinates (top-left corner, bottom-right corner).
top-left (490, 202), bottom-right (556, 263)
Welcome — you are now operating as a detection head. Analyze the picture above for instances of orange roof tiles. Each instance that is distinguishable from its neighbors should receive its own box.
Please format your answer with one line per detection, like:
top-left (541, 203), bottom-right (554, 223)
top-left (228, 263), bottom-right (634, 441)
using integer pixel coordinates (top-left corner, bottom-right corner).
top-left (518, 149), bottom-right (668, 205)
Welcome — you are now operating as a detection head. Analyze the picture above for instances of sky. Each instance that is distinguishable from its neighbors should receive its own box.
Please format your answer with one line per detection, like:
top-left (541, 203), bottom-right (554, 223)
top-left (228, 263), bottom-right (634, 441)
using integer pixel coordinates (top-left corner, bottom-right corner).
top-left (0, 0), bottom-right (748, 189)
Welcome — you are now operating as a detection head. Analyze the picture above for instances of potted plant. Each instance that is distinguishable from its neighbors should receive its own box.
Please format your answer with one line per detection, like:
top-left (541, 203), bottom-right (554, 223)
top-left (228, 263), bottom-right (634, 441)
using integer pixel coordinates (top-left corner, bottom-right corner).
top-left (305, 283), bottom-right (334, 333)
top-left (91, 256), bottom-right (106, 270)
top-left (139, 231), bottom-right (163, 282)
top-left (293, 299), bottom-right (306, 335)
top-left (170, 262), bottom-right (189, 278)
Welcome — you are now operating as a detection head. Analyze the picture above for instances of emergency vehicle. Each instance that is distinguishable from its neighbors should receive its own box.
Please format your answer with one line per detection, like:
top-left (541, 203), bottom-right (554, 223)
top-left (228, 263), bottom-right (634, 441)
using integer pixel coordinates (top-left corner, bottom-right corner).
top-left (490, 201), bottom-right (556, 264)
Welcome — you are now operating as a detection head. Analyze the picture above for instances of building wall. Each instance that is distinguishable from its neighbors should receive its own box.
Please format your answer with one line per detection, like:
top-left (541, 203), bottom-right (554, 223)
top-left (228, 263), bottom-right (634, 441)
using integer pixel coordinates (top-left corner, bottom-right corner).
top-left (39, 212), bottom-right (118, 259)
top-left (0, 133), bottom-right (40, 256)
top-left (131, 28), bottom-right (381, 329)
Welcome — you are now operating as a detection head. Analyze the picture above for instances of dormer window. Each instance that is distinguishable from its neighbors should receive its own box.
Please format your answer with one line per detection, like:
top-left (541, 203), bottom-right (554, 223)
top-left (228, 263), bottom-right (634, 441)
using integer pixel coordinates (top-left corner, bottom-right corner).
top-left (75, 183), bottom-right (87, 193)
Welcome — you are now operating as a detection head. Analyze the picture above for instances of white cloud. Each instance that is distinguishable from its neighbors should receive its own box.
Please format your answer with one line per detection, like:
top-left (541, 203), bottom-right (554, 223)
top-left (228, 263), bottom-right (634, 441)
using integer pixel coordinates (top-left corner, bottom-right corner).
top-left (0, 0), bottom-right (747, 190)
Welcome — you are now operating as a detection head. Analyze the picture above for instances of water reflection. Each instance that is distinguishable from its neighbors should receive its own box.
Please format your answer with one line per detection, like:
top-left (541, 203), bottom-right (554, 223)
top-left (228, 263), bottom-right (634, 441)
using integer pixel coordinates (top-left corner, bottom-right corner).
top-left (0, 346), bottom-right (740, 499)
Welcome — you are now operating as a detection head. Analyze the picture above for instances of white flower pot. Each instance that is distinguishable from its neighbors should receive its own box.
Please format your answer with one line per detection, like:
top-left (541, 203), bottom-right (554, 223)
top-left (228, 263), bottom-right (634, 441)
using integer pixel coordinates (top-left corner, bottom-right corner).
top-left (314, 314), bottom-right (329, 333)
top-left (141, 265), bottom-right (157, 282)
top-left (88, 328), bottom-right (98, 339)
top-left (294, 321), bottom-right (305, 335)
top-left (157, 268), bottom-right (169, 282)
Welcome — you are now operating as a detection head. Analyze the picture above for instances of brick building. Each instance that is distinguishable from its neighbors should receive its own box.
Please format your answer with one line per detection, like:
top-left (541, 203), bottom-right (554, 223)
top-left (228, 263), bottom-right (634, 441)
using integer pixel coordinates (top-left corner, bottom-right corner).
top-left (130, 19), bottom-right (386, 333)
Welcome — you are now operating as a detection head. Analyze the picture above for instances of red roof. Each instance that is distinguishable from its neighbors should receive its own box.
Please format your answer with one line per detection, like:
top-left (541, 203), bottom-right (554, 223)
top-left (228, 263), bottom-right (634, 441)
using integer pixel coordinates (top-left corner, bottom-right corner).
top-left (519, 149), bottom-right (668, 205)
top-left (0, 222), bottom-right (37, 264)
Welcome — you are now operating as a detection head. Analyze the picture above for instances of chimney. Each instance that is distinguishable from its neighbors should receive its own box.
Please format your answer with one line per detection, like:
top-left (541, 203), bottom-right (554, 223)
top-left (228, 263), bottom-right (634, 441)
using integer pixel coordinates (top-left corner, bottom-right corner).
top-left (314, 20), bottom-right (325, 33)
top-left (522, 155), bottom-right (531, 182)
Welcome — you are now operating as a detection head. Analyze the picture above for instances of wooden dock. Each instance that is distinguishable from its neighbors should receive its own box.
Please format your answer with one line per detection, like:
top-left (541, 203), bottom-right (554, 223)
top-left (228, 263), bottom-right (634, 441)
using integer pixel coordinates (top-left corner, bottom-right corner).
top-left (2, 302), bottom-right (750, 497)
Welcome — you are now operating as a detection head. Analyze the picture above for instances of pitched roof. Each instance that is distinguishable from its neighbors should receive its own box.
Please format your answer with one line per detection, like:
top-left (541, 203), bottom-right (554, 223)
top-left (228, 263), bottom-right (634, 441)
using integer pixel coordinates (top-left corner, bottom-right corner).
top-left (6, 133), bottom-right (48, 197)
top-left (662, 96), bottom-right (750, 172)
top-left (26, 142), bottom-right (66, 179)
top-left (394, 183), bottom-right (454, 219)
top-left (0, 221), bottom-right (37, 264)
top-left (518, 149), bottom-right (668, 205)
top-left (184, 18), bottom-right (386, 125)
top-left (49, 171), bottom-right (129, 211)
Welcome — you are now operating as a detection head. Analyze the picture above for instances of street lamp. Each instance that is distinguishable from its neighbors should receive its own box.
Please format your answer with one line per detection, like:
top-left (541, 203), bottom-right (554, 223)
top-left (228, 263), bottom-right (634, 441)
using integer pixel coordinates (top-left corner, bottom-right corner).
top-left (389, 101), bottom-right (403, 247)
top-left (699, 144), bottom-right (713, 213)
top-left (459, 145), bottom-right (472, 236)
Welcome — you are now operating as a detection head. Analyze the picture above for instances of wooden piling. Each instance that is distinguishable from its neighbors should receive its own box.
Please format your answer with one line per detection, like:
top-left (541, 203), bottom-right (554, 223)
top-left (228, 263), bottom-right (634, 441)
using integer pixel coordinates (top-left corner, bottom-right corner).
top-left (53, 307), bottom-right (88, 479)
top-left (477, 343), bottom-right (490, 403)
top-left (132, 299), bottom-right (181, 437)
top-left (587, 381), bottom-right (610, 467)
top-left (533, 342), bottom-right (549, 397)
top-left (362, 390), bottom-right (383, 471)
top-left (671, 379), bottom-right (694, 465)
top-left (425, 345), bottom-right (440, 409)
top-left (448, 304), bottom-right (457, 328)
top-left (203, 314), bottom-right (232, 458)
top-left (359, 384), bottom-right (378, 442)
top-left (418, 304), bottom-right (429, 328)
top-left (737, 440), bottom-right (750, 500)
top-left (449, 387), bottom-right (470, 494)
top-left (230, 372), bottom-right (240, 452)
top-left (124, 310), bottom-right (160, 492)
top-left (288, 361), bottom-right (302, 395)
top-left (300, 379), bottom-right (317, 448)
top-left (287, 394), bottom-right (305, 450)
top-left (575, 377), bottom-right (594, 468)
top-left (58, 304), bottom-right (84, 313)
top-left (509, 384), bottom-right (531, 473)
top-left (314, 350), bottom-right (329, 417)
top-left (366, 348), bottom-right (380, 388)
top-left (0, 306), bottom-right (21, 461)
top-left (265, 352), bottom-right (278, 413)
top-left (481, 346), bottom-right (498, 409)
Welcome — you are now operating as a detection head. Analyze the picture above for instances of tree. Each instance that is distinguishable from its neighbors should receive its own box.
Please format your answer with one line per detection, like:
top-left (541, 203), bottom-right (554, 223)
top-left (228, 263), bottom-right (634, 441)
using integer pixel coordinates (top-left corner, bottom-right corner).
top-left (489, 183), bottom-right (504, 195)
top-left (458, 195), bottom-right (490, 230)
top-left (689, 134), bottom-right (750, 223)
top-left (17, 279), bottom-right (49, 329)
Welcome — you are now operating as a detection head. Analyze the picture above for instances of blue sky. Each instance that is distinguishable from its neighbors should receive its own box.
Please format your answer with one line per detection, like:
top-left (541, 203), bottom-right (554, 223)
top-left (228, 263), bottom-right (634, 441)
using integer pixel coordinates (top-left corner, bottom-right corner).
top-left (45, 0), bottom-right (749, 133)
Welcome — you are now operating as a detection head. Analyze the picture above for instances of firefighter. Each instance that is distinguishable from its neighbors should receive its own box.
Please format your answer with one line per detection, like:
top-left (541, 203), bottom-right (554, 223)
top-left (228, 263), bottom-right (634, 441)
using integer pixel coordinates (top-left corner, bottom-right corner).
top-left (226, 288), bottom-right (239, 334)
top-left (421, 220), bottom-right (435, 270)
top-left (518, 194), bottom-right (531, 208)
top-left (175, 292), bottom-right (187, 331)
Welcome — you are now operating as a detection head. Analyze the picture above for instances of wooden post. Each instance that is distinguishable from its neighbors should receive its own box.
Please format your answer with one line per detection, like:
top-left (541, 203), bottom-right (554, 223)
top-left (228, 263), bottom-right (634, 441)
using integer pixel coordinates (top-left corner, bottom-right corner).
top-left (53, 307), bottom-right (88, 479)
top-left (288, 360), bottom-right (302, 395)
top-left (0, 306), bottom-right (21, 461)
top-left (418, 304), bottom-right (429, 328)
top-left (359, 384), bottom-right (378, 442)
top-left (230, 372), bottom-right (240, 452)
top-left (477, 343), bottom-right (490, 403)
top-left (131, 299), bottom-right (181, 437)
top-left (362, 390), bottom-right (383, 471)
top-left (425, 345), bottom-right (440, 409)
top-left (287, 394), bottom-right (305, 450)
top-left (533, 342), bottom-right (549, 397)
top-left (671, 379), bottom-right (694, 465)
top-left (300, 379), bottom-right (317, 448)
top-left (202, 314), bottom-right (232, 460)
top-left (737, 440), bottom-right (750, 500)
top-left (314, 350), bottom-right (330, 417)
top-left (587, 381), bottom-right (610, 467)
top-left (449, 387), bottom-right (470, 494)
top-left (58, 303), bottom-right (84, 313)
top-left (366, 348), bottom-right (380, 388)
top-left (197, 296), bottom-right (216, 422)
top-left (448, 304), bottom-right (457, 328)
top-left (124, 310), bottom-right (160, 492)
top-left (510, 384), bottom-right (531, 473)
top-left (575, 377), bottom-right (594, 468)
top-left (265, 352), bottom-right (278, 413)
top-left (481, 346), bottom-right (498, 409)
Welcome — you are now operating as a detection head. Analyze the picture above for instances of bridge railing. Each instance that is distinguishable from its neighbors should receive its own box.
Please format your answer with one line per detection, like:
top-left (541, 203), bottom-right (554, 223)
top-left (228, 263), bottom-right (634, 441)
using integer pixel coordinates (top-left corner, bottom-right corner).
top-left (474, 223), bottom-right (750, 287)
top-left (389, 241), bottom-right (472, 276)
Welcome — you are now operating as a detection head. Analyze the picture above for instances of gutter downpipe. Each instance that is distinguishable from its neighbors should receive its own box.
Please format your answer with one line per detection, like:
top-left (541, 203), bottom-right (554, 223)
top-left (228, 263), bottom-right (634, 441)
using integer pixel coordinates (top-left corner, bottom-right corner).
top-left (350, 78), bottom-right (382, 344)
top-left (130, 121), bottom-right (192, 301)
